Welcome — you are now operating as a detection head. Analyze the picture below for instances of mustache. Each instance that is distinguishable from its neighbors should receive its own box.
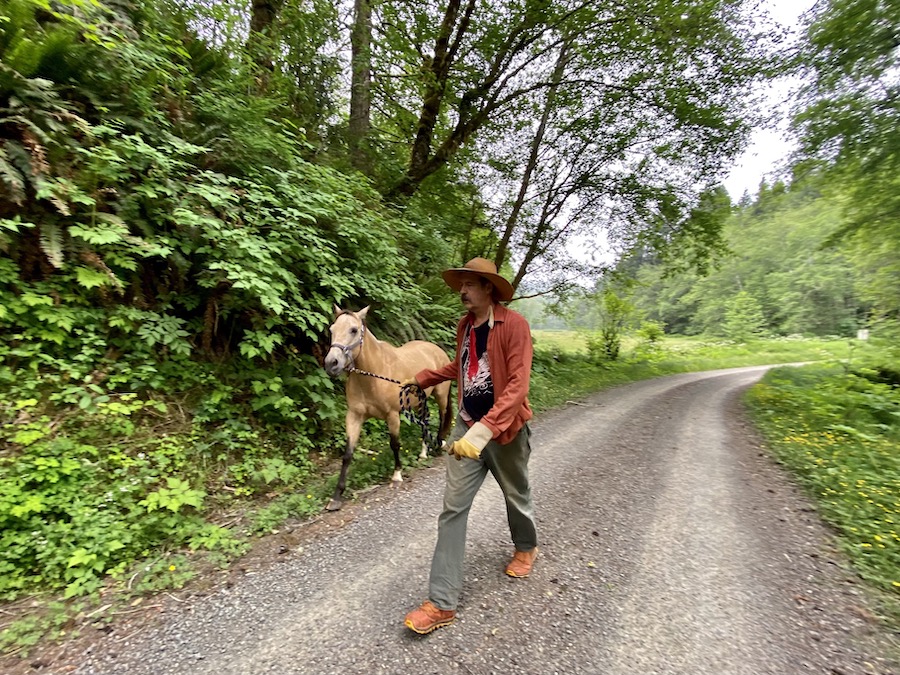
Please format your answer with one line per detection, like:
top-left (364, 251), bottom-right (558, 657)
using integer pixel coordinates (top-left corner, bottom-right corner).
top-left (460, 293), bottom-right (470, 302)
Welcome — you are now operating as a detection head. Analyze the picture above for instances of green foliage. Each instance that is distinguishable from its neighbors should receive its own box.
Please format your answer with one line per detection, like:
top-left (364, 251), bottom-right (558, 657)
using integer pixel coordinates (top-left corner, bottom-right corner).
top-left (723, 290), bottom-right (768, 342)
top-left (0, 600), bottom-right (80, 654)
top-left (627, 175), bottom-right (865, 338)
top-left (629, 320), bottom-right (667, 363)
top-left (0, 389), bottom-right (323, 602)
top-left (746, 362), bottom-right (900, 618)
top-left (250, 492), bottom-right (325, 535)
top-left (0, 396), bottom-right (216, 599)
top-left (636, 320), bottom-right (665, 343)
top-left (579, 288), bottom-right (635, 362)
top-left (789, 0), bottom-right (900, 322)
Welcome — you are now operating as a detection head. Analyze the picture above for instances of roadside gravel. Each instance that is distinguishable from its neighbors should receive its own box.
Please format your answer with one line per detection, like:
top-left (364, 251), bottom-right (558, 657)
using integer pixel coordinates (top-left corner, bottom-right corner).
top-left (8, 366), bottom-right (899, 675)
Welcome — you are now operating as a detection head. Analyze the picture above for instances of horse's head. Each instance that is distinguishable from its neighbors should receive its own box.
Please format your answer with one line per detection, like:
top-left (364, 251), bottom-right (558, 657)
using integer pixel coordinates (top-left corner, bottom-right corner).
top-left (324, 305), bottom-right (369, 377)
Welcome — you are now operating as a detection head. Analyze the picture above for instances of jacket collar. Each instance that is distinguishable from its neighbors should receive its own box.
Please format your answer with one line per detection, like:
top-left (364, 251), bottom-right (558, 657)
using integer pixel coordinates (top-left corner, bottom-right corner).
top-left (469, 302), bottom-right (508, 329)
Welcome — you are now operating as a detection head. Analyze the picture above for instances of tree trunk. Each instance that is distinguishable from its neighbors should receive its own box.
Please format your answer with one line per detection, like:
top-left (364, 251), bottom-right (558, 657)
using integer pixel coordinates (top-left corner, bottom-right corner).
top-left (384, 0), bottom-right (476, 202)
top-left (248, 0), bottom-right (284, 76)
top-left (348, 0), bottom-right (372, 172)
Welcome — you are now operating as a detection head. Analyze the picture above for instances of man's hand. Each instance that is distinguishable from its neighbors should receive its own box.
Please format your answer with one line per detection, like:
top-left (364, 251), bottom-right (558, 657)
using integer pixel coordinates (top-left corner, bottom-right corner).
top-left (447, 421), bottom-right (493, 461)
top-left (400, 376), bottom-right (420, 388)
top-left (448, 437), bottom-right (481, 460)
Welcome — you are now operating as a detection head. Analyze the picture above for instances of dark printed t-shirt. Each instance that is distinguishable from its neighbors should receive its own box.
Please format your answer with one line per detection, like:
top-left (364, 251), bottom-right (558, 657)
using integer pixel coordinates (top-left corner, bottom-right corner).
top-left (461, 321), bottom-right (494, 422)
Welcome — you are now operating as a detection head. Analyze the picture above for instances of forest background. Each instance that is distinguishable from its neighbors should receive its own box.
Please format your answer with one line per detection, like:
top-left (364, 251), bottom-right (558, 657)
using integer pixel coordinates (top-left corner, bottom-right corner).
top-left (1, 0), bottom-right (897, 654)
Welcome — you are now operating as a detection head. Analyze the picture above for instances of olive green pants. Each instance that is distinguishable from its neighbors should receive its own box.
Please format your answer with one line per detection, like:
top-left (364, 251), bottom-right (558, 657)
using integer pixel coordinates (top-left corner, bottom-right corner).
top-left (429, 416), bottom-right (537, 610)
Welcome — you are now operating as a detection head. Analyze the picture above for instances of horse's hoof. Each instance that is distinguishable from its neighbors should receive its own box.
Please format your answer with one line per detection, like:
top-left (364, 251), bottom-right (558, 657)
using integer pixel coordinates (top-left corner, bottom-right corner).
top-left (325, 499), bottom-right (342, 511)
top-left (391, 479), bottom-right (402, 489)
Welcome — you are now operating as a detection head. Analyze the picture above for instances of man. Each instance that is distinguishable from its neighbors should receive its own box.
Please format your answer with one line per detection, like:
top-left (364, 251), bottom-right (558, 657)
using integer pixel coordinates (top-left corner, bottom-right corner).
top-left (402, 257), bottom-right (538, 635)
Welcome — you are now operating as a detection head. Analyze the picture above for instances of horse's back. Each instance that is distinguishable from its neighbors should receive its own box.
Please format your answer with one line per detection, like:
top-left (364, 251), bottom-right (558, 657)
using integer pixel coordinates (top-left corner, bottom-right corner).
top-left (398, 339), bottom-right (451, 369)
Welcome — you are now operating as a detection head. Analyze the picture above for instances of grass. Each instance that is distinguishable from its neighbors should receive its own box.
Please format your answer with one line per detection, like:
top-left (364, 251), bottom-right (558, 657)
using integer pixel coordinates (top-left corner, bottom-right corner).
top-left (528, 331), bottom-right (855, 413)
top-left (746, 363), bottom-right (900, 626)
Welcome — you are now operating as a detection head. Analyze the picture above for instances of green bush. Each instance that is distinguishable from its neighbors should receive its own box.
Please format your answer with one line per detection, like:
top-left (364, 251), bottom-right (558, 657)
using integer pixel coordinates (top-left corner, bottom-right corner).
top-left (0, 396), bottom-right (244, 599)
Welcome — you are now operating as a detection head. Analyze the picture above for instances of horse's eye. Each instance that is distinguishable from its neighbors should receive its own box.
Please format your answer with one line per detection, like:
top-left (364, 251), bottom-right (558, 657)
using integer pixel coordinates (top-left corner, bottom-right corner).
top-left (350, 328), bottom-right (358, 334)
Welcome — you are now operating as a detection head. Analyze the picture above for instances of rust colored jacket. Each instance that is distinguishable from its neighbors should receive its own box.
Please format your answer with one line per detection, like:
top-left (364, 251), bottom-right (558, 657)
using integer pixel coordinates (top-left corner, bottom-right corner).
top-left (416, 303), bottom-right (533, 445)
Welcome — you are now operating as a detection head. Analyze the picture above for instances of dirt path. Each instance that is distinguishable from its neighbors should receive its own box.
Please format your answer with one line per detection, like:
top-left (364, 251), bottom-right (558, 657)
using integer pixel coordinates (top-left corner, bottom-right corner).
top-left (10, 367), bottom-right (900, 674)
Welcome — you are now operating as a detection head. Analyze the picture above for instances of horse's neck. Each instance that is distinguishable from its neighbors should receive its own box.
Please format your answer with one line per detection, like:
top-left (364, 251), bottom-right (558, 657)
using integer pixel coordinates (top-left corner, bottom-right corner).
top-left (355, 329), bottom-right (393, 372)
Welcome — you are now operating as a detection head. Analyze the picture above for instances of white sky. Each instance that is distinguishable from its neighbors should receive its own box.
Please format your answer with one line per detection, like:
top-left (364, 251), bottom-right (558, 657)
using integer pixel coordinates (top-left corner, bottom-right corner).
top-left (722, 0), bottom-right (817, 200)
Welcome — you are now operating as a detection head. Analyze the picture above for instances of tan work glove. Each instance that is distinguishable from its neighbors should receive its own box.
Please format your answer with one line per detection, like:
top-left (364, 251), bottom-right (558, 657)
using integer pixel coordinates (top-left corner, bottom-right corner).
top-left (448, 421), bottom-right (493, 460)
top-left (400, 376), bottom-right (420, 388)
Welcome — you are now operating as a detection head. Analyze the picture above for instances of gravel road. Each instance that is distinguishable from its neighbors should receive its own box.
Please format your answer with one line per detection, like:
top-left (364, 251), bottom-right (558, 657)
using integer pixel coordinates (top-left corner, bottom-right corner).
top-left (21, 366), bottom-right (900, 674)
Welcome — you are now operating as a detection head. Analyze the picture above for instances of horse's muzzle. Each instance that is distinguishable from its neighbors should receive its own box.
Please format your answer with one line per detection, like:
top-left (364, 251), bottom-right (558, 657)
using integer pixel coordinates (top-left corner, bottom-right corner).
top-left (324, 359), bottom-right (342, 377)
top-left (324, 349), bottom-right (345, 377)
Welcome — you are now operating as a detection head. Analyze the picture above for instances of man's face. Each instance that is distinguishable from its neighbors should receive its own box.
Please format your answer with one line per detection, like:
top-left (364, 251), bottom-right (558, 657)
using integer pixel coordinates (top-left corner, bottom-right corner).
top-left (459, 274), bottom-right (493, 311)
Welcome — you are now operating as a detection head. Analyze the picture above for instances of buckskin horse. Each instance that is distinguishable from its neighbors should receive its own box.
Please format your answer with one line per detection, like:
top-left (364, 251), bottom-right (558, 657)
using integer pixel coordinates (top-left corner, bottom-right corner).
top-left (323, 306), bottom-right (453, 511)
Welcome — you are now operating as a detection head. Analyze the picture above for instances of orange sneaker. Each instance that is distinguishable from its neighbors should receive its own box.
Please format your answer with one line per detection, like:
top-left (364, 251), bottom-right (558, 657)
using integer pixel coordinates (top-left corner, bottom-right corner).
top-left (404, 601), bottom-right (456, 634)
top-left (505, 547), bottom-right (539, 578)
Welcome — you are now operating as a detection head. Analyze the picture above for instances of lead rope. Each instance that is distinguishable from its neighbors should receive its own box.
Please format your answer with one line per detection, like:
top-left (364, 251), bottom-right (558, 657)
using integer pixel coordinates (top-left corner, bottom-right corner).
top-left (347, 366), bottom-right (439, 453)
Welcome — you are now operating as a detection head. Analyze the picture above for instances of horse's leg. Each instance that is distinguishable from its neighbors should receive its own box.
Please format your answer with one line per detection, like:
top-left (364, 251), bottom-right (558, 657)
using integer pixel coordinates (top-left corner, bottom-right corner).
top-left (416, 391), bottom-right (435, 460)
top-left (436, 382), bottom-right (453, 450)
top-left (418, 401), bottom-right (428, 461)
top-left (387, 412), bottom-right (404, 486)
top-left (419, 389), bottom-right (428, 462)
top-left (326, 412), bottom-right (363, 511)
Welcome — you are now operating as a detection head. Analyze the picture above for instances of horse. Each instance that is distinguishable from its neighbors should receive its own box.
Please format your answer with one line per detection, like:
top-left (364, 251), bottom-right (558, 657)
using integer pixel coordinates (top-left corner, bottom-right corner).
top-left (323, 305), bottom-right (453, 511)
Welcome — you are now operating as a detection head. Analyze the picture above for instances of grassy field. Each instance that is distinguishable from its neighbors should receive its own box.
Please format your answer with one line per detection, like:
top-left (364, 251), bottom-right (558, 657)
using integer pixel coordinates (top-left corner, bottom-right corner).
top-left (527, 330), bottom-right (857, 414)
top-left (746, 364), bottom-right (900, 627)
top-left (531, 329), bottom-right (854, 363)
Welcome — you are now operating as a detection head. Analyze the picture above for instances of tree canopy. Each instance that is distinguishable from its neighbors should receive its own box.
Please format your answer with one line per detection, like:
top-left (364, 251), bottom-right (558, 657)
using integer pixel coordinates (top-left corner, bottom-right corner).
top-left (789, 0), bottom-right (900, 320)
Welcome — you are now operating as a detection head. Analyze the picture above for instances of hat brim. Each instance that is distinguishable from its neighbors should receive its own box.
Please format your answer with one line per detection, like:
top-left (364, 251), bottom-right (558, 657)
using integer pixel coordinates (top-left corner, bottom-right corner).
top-left (442, 268), bottom-right (515, 302)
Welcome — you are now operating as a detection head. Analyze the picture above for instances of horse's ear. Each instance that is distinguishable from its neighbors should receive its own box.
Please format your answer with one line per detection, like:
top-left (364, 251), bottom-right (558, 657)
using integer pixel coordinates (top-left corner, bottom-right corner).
top-left (357, 306), bottom-right (370, 322)
top-left (333, 304), bottom-right (343, 318)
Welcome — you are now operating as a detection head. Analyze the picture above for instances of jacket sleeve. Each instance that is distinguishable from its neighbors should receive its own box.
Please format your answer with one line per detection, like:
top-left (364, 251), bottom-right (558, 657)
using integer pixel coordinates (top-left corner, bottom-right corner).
top-left (479, 312), bottom-right (532, 439)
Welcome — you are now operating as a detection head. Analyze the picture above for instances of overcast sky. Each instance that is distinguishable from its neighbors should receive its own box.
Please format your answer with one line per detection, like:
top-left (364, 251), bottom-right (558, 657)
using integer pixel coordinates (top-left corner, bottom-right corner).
top-left (722, 0), bottom-right (817, 200)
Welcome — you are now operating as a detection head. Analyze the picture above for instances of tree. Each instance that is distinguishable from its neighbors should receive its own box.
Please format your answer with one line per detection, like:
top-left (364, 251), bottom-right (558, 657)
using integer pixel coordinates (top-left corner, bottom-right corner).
top-left (370, 0), bottom-right (771, 209)
top-left (791, 0), bottom-right (900, 317)
top-left (623, 173), bottom-right (864, 337)
top-left (348, 0), bottom-right (373, 171)
top-left (247, 0), bottom-right (285, 79)
top-left (403, 0), bottom-right (772, 294)
top-left (723, 290), bottom-right (767, 342)
top-left (570, 283), bottom-right (635, 361)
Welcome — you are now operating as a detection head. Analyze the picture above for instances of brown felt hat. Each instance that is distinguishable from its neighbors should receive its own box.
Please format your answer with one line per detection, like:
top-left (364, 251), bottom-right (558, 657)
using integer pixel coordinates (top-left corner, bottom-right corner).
top-left (441, 257), bottom-right (514, 302)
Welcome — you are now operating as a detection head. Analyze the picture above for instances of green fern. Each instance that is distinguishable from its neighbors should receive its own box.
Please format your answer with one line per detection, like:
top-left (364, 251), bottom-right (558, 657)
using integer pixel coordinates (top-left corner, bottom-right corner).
top-left (39, 221), bottom-right (64, 269)
top-left (0, 144), bottom-right (26, 205)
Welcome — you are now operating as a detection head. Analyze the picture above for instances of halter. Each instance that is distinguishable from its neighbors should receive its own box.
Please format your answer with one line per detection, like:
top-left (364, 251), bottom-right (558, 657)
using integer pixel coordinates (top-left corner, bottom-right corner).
top-left (329, 312), bottom-right (438, 452)
top-left (329, 312), bottom-right (366, 372)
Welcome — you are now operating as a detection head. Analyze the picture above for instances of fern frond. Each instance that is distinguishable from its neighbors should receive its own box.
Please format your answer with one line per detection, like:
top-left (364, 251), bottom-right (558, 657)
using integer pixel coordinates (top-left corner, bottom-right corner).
top-left (21, 129), bottom-right (50, 175)
top-left (0, 114), bottom-right (54, 149)
top-left (34, 177), bottom-right (71, 215)
top-left (39, 221), bottom-right (65, 269)
top-left (79, 250), bottom-right (123, 292)
top-left (0, 143), bottom-right (26, 205)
